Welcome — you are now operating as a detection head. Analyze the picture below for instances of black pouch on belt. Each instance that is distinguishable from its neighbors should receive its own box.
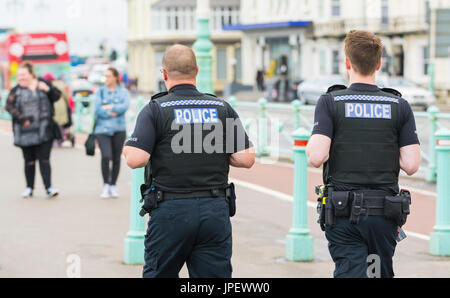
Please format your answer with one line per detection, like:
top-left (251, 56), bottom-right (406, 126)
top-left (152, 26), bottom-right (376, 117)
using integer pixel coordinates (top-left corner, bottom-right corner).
top-left (384, 195), bottom-right (410, 227)
top-left (331, 191), bottom-right (351, 217)
top-left (226, 183), bottom-right (236, 217)
top-left (349, 193), bottom-right (365, 225)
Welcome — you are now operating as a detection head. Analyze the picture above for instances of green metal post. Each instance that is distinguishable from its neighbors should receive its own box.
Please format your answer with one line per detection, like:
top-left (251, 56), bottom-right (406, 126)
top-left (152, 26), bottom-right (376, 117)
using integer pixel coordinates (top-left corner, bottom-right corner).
top-left (292, 100), bottom-right (301, 130)
top-left (430, 129), bottom-right (450, 256)
top-left (137, 96), bottom-right (145, 112)
top-left (89, 95), bottom-right (95, 133)
top-left (193, 0), bottom-right (214, 95)
top-left (257, 98), bottom-right (269, 157)
top-left (428, 63), bottom-right (435, 95)
top-left (228, 96), bottom-right (237, 110)
top-left (286, 127), bottom-right (313, 261)
top-left (124, 167), bottom-right (146, 264)
top-left (426, 106), bottom-right (439, 182)
top-left (75, 94), bottom-right (83, 132)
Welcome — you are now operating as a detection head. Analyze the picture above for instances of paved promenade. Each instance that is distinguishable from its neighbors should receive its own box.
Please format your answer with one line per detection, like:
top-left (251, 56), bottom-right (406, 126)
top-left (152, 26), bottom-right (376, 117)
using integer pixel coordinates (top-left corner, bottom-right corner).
top-left (0, 119), bottom-right (449, 278)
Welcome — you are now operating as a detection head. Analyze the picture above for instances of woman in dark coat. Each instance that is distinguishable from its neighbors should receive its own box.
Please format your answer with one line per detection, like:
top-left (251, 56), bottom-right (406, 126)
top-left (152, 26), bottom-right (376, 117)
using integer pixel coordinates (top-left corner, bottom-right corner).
top-left (6, 61), bottom-right (62, 198)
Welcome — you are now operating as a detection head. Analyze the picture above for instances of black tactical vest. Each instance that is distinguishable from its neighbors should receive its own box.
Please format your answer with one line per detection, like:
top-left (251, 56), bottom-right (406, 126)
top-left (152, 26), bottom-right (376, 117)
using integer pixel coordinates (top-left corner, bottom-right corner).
top-left (148, 91), bottom-right (230, 190)
top-left (323, 85), bottom-right (401, 186)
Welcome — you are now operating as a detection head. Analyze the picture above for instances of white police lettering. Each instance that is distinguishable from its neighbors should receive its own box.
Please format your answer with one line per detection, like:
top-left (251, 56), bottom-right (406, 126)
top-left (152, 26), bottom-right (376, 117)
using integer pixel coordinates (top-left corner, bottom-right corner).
top-left (174, 108), bottom-right (219, 124)
top-left (345, 103), bottom-right (391, 119)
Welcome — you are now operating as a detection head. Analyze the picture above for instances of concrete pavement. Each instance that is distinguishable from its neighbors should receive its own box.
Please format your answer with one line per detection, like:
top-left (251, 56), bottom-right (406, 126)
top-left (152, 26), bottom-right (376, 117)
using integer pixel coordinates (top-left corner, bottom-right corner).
top-left (0, 120), bottom-right (449, 277)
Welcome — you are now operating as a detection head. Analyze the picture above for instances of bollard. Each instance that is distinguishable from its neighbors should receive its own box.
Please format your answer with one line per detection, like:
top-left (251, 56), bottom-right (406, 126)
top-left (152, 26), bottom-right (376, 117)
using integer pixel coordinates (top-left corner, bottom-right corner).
top-left (285, 127), bottom-right (313, 261)
top-left (257, 98), bottom-right (269, 157)
top-left (74, 94), bottom-right (83, 132)
top-left (429, 129), bottom-right (450, 256)
top-left (292, 100), bottom-right (301, 130)
top-left (124, 167), bottom-right (146, 264)
top-left (426, 106), bottom-right (439, 183)
top-left (137, 96), bottom-right (145, 112)
top-left (228, 96), bottom-right (237, 110)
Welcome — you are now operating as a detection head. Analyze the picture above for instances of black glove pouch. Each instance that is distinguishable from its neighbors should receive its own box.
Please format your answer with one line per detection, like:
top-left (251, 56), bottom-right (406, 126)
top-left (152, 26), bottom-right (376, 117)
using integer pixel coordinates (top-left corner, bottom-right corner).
top-left (331, 191), bottom-right (351, 217)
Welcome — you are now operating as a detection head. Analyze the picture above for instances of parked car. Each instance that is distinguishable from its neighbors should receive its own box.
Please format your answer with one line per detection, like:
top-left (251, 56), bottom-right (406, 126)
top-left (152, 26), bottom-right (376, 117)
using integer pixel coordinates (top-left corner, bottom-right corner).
top-left (88, 64), bottom-right (110, 86)
top-left (297, 76), bottom-right (348, 105)
top-left (376, 76), bottom-right (435, 109)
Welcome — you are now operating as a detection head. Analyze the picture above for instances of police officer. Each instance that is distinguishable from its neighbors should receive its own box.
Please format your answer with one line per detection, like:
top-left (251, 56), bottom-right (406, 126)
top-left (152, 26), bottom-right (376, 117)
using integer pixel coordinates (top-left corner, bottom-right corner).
top-left (306, 30), bottom-right (421, 278)
top-left (123, 45), bottom-right (255, 278)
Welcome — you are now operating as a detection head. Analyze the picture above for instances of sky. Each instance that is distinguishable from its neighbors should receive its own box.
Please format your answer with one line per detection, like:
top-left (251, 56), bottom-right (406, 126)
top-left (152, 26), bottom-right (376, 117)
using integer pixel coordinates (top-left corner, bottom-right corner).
top-left (0, 0), bottom-right (128, 57)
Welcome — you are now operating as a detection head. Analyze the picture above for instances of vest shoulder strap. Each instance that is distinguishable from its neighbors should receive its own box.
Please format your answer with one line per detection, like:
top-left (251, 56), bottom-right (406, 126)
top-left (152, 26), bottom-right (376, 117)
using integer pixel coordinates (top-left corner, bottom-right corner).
top-left (326, 84), bottom-right (347, 94)
top-left (381, 88), bottom-right (402, 97)
top-left (151, 91), bottom-right (169, 101)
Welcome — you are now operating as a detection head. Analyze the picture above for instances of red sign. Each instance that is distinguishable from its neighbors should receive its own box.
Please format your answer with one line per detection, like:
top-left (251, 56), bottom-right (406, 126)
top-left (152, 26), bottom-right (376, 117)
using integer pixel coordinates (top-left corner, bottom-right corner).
top-left (8, 33), bottom-right (70, 64)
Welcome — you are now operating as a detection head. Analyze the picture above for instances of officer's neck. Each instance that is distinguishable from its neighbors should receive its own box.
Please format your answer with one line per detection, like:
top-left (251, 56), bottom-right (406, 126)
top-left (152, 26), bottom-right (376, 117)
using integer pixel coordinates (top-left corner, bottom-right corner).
top-left (348, 73), bottom-right (376, 86)
top-left (166, 80), bottom-right (197, 91)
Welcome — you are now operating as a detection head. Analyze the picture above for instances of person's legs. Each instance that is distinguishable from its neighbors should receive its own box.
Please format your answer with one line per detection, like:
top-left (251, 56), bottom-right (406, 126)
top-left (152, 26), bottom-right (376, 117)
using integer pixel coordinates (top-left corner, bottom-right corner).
top-left (36, 140), bottom-right (53, 189)
top-left (143, 199), bottom-right (198, 278)
top-left (95, 134), bottom-right (113, 185)
top-left (361, 216), bottom-right (398, 278)
top-left (325, 217), bottom-right (369, 278)
top-left (110, 131), bottom-right (126, 186)
top-left (186, 198), bottom-right (232, 278)
top-left (21, 146), bottom-right (37, 190)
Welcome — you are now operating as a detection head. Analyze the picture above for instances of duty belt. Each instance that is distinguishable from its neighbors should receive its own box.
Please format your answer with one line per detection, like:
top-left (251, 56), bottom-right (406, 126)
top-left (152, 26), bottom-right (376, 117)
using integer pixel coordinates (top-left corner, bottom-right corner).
top-left (158, 188), bottom-right (226, 201)
top-left (347, 190), bottom-right (391, 216)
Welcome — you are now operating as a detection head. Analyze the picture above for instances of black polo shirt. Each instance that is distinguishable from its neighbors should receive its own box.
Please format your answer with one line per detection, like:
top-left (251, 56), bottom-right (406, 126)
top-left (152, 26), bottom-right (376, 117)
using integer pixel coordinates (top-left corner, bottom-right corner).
top-left (125, 84), bottom-right (252, 154)
top-left (312, 83), bottom-right (420, 192)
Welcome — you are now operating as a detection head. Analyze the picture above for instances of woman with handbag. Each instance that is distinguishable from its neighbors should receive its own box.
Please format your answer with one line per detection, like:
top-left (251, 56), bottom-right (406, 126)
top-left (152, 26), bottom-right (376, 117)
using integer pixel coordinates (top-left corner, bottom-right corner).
top-left (93, 67), bottom-right (130, 198)
top-left (5, 61), bottom-right (62, 198)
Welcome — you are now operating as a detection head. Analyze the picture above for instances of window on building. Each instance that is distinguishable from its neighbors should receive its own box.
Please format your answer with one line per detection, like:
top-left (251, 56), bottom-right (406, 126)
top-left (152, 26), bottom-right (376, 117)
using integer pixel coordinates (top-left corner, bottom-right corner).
top-left (318, 0), bottom-right (324, 18)
top-left (235, 47), bottom-right (242, 81)
top-left (381, 0), bottom-right (389, 25)
top-left (332, 50), bottom-right (340, 74)
top-left (331, 0), bottom-right (340, 17)
top-left (217, 48), bottom-right (228, 80)
top-left (423, 46), bottom-right (430, 75)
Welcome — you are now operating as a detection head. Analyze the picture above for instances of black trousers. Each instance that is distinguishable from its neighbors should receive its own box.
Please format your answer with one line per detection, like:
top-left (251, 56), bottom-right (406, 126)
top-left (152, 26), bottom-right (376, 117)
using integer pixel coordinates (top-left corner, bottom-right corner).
top-left (325, 216), bottom-right (398, 278)
top-left (96, 131), bottom-right (126, 185)
top-left (21, 140), bottom-right (53, 189)
top-left (143, 197), bottom-right (232, 278)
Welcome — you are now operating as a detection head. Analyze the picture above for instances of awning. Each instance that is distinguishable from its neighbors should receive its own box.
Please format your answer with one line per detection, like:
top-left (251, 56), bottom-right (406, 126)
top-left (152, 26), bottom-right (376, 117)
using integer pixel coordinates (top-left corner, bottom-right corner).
top-left (222, 21), bottom-right (312, 31)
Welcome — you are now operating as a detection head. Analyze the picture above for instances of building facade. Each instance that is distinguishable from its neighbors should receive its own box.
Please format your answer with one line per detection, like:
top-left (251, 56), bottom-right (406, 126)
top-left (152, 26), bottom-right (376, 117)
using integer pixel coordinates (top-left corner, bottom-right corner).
top-left (228, 0), bottom-right (450, 95)
top-left (127, 0), bottom-right (242, 94)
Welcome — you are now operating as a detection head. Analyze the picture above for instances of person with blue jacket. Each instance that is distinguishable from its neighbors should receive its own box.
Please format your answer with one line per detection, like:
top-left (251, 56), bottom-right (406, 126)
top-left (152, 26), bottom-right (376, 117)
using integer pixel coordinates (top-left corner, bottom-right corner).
top-left (94, 67), bottom-right (130, 198)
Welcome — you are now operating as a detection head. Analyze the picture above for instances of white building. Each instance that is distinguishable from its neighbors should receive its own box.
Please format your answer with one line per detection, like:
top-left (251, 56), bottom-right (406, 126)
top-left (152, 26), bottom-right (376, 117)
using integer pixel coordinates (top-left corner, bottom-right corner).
top-left (128, 0), bottom-right (242, 93)
top-left (230, 0), bottom-right (450, 97)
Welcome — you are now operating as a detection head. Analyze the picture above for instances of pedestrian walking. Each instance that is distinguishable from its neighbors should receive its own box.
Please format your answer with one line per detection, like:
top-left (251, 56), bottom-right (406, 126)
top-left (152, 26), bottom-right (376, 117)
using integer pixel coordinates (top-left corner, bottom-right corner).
top-left (123, 45), bottom-right (255, 278)
top-left (256, 68), bottom-right (265, 91)
top-left (306, 30), bottom-right (421, 278)
top-left (5, 61), bottom-right (62, 198)
top-left (93, 67), bottom-right (130, 199)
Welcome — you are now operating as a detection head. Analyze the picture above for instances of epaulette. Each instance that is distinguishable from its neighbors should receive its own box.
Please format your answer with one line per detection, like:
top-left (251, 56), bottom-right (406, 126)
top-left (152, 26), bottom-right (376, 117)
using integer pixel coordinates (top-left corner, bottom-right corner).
top-left (204, 93), bottom-right (218, 98)
top-left (381, 88), bottom-right (402, 97)
top-left (326, 85), bottom-right (347, 93)
top-left (151, 91), bottom-right (168, 100)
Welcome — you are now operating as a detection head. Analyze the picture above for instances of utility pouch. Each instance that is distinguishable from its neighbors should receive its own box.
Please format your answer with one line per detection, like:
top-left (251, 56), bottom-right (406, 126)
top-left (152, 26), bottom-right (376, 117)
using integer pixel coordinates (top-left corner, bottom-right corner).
top-left (349, 193), bottom-right (365, 225)
top-left (226, 183), bottom-right (237, 217)
top-left (331, 191), bottom-right (351, 217)
top-left (324, 194), bottom-right (335, 229)
top-left (384, 195), bottom-right (410, 227)
top-left (139, 185), bottom-right (160, 217)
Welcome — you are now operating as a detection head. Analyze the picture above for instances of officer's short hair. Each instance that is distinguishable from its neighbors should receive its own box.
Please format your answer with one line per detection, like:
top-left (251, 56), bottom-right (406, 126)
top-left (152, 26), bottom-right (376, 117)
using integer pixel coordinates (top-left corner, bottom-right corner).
top-left (344, 30), bottom-right (383, 76)
top-left (162, 45), bottom-right (197, 78)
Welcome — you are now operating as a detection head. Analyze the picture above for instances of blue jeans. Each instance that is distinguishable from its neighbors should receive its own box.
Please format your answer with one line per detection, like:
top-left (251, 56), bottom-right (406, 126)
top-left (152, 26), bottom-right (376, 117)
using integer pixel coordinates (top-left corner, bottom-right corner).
top-left (143, 197), bottom-right (232, 278)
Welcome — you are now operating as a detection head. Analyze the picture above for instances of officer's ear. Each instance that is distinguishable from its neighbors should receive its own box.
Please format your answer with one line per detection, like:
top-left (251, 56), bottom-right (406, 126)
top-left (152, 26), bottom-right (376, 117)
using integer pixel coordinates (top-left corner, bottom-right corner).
top-left (376, 59), bottom-right (382, 71)
top-left (195, 65), bottom-right (199, 76)
top-left (162, 68), bottom-right (169, 81)
top-left (345, 57), bottom-right (352, 71)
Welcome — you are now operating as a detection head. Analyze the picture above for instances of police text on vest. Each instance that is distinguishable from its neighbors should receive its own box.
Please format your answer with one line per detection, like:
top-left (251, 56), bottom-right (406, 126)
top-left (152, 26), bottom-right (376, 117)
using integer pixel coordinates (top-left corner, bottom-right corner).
top-left (345, 103), bottom-right (391, 119)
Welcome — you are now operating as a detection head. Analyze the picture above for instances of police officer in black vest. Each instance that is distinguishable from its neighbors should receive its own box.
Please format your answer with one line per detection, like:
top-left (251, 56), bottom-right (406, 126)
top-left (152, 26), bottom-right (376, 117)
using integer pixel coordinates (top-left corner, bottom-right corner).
top-left (123, 45), bottom-right (255, 278)
top-left (306, 30), bottom-right (421, 278)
